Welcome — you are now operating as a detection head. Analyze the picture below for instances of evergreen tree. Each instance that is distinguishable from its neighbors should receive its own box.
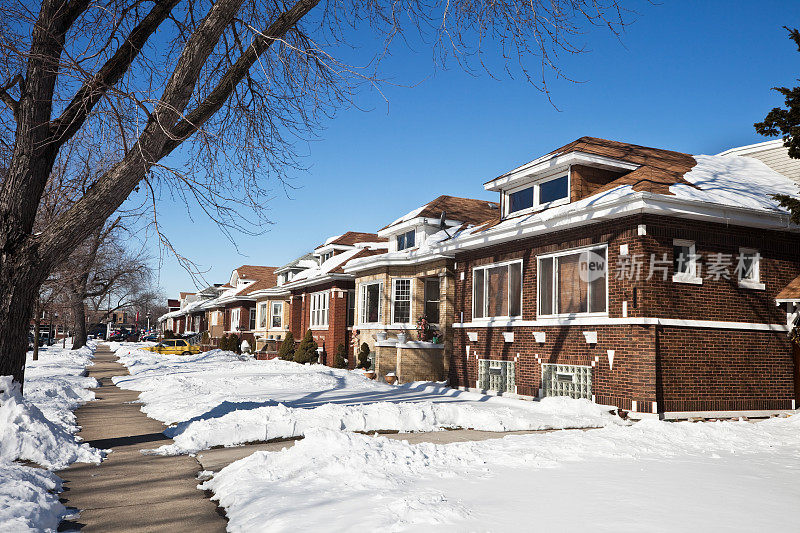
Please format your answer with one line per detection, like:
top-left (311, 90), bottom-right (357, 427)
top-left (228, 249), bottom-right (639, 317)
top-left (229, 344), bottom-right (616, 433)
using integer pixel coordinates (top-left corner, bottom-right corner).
top-left (278, 332), bottom-right (295, 361)
top-left (293, 329), bottom-right (318, 364)
top-left (357, 342), bottom-right (371, 370)
top-left (334, 344), bottom-right (348, 369)
top-left (755, 26), bottom-right (800, 223)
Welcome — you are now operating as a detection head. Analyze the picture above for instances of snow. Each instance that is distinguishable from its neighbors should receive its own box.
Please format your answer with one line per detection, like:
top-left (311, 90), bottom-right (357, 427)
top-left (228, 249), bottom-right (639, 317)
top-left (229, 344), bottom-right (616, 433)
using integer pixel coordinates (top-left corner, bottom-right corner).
top-left (384, 204), bottom-right (427, 229)
top-left (110, 346), bottom-right (622, 455)
top-left (203, 415), bottom-right (800, 532)
top-left (672, 153), bottom-right (800, 212)
top-left (0, 341), bottom-right (104, 532)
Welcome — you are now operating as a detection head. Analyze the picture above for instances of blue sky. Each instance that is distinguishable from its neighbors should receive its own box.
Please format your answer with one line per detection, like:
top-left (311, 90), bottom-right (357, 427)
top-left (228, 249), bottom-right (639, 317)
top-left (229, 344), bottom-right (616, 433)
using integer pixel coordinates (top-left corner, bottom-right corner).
top-left (148, 1), bottom-right (800, 296)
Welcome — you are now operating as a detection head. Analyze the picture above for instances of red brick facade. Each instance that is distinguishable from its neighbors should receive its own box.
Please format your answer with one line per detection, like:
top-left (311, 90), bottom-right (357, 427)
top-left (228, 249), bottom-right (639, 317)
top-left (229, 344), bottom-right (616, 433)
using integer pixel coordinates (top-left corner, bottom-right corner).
top-left (451, 213), bottom-right (800, 415)
top-left (290, 280), bottom-right (354, 368)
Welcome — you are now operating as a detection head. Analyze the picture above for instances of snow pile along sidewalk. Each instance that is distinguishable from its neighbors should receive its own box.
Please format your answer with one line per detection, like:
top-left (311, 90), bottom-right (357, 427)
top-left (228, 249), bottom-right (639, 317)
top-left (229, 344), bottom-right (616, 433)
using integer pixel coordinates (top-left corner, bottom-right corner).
top-left (0, 342), bottom-right (104, 532)
top-left (155, 395), bottom-right (621, 455)
top-left (111, 346), bottom-right (623, 456)
top-left (202, 414), bottom-right (800, 532)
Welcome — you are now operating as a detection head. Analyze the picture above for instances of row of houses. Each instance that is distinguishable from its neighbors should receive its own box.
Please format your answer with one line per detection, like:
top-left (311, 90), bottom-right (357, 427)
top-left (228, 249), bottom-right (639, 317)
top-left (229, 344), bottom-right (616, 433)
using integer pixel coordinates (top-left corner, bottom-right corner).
top-left (160, 136), bottom-right (800, 419)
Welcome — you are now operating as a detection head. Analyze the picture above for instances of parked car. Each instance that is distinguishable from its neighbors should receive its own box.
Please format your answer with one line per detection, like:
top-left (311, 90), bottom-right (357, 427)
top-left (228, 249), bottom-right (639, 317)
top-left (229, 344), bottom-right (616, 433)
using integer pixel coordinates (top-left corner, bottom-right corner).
top-left (143, 339), bottom-right (201, 356)
top-left (140, 333), bottom-right (159, 342)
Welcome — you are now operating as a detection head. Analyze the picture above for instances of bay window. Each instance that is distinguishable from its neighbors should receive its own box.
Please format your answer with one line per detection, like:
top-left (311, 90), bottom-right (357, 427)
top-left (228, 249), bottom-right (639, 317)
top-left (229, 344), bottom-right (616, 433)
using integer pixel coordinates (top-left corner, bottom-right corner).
top-left (271, 302), bottom-right (283, 328)
top-left (360, 282), bottom-right (383, 324)
top-left (392, 279), bottom-right (412, 323)
top-left (472, 261), bottom-right (522, 319)
top-left (258, 303), bottom-right (267, 328)
top-left (424, 278), bottom-right (440, 324)
top-left (310, 291), bottom-right (329, 328)
top-left (538, 246), bottom-right (607, 316)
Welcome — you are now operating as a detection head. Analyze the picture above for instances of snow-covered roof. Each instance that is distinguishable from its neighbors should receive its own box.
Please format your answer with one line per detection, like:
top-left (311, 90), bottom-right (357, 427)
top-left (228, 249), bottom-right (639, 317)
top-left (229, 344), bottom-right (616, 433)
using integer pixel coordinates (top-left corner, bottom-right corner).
top-left (283, 242), bottom-right (389, 289)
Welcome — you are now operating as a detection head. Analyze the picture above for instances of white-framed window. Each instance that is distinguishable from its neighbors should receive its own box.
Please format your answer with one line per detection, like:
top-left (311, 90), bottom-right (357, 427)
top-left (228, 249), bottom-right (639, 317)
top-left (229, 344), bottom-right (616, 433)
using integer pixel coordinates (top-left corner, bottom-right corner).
top-left (360, 281), bottom-right (383, 324)
top-left (672, 239), bottom-right (702, 284)
top-left (396, 229), bottom-right (416, 251)
top-left (230, 308), bottom-right (240, 331)
top-left (506, 174), bottom-right (570, 216)
top-left (737, 247), bottom-right (764, 290)
top-left (271, 301), bottom-right (283, 328)
top-left (392, 279), bottom-right (412, 323)
top-left (258, 303), bottom-right (267, 328)
top-left (310, 291), bottom-right (329, 328)
top-left (319, 251), bottom-right (333, 265)
top-left (472, 260), bottom-right (523, 320)
top-left (248, 308), bottom-right (256, 330)
top-left (537, 246), bottom-right (607, 317)
top-left (210, 312), bottom-right (218, 326)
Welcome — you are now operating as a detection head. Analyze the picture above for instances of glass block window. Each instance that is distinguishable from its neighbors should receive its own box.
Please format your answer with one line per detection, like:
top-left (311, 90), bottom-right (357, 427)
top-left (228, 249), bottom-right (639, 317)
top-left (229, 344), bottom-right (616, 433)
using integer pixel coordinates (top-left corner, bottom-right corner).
top-left (478, 359), bottom-right (516, 394)
top-left (541, 363), bottom-right (592, 399)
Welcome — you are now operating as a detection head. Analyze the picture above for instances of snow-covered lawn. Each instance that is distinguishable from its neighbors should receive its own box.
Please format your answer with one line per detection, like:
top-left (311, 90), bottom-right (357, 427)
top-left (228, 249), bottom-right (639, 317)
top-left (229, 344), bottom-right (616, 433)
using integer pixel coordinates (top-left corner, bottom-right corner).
top-left (0, 342), bottom-right (104, 532)
top-left (203, 416), bottom-right (800, 532)
top-left (111, 345), bottom-right (623, 455)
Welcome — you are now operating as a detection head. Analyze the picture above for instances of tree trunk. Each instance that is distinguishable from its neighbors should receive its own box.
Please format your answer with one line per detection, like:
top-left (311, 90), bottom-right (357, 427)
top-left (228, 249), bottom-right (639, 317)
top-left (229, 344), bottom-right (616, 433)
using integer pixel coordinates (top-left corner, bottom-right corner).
top-left (32, 315), bottom-right (40, 362)
top-left (0, 245), bottom-right (50, 384)
top-left (71, 288), bottom-right (87, 350)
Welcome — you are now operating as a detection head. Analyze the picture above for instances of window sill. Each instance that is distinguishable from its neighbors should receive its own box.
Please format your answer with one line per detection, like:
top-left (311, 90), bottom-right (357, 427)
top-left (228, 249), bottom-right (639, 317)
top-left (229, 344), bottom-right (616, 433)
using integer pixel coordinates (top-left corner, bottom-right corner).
top-left (537, 312), bottom-right (608, 320)
top-left (738, 280), bottom-right (765, 290)
top-left (672, 274), bottom-right (703, 285)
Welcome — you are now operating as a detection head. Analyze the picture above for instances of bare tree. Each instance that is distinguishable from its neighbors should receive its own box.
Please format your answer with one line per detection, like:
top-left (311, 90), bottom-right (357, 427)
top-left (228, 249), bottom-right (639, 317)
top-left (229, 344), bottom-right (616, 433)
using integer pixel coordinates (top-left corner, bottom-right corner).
top-left (0, 0), bottom-right (629, 384)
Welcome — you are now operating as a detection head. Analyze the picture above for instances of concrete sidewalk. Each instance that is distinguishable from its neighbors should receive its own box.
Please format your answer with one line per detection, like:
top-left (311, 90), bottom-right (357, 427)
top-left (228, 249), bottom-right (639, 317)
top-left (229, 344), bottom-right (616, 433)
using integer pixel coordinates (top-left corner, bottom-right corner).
top-left (58, 345), bottom-right (226, 532)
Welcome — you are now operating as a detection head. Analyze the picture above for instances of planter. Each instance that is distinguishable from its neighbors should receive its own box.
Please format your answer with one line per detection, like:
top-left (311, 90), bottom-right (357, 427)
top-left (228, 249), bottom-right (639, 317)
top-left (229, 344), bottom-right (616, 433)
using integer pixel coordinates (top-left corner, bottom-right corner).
top-left (364, 370), bottom-right (376, 380)
top-left (376, 331), bottom-right (388, 341)
top-left (385, 372), bottom-right (397, 385)
top-left (396, 333), bottom-right (407, 344)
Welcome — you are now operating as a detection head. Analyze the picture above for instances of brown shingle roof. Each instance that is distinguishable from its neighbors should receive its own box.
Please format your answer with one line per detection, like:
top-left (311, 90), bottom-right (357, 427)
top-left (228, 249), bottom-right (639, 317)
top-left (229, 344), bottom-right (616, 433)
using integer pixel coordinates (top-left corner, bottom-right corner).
top-left (380, 195), bottom-right (500, 231)
top-left (235, 265), bottom-right (278, 281)
top-left (179, 292), bottom-right (195, 299)
top-left (776, 274), bottom-right (800, 300)
top-left (329, 248), bottom-right (386, 274)
top-left (491, 136), bottom-right (698, 196)
top-left (238, 273), bottom-right (279, 295)
top-left (317, 231), bottom-right (385, 249)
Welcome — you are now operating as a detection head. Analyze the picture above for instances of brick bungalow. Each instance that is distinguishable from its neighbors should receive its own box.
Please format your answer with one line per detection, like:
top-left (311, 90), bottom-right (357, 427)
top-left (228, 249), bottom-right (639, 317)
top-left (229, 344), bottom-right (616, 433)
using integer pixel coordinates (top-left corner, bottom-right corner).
top-left (343, 195), bottom-right (500, 381)
top-left (429, 137), bottom-right (800, 419)
top-left (209, 265), bottom-right (278, 347)
top-left (249, 253), bottom-right (317, 356)
top-left (282, 232), bottom-right (387, 367)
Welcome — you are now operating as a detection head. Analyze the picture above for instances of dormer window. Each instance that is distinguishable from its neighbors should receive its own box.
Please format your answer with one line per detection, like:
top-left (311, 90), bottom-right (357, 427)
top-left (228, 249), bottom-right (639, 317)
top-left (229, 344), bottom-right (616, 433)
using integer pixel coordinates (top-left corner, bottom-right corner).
top-left (319, 251), bottom-right (333, 264)
top-left (506, 174), bottom-right (570, 216)
top-left (396, 229), bottom-right (416, 251)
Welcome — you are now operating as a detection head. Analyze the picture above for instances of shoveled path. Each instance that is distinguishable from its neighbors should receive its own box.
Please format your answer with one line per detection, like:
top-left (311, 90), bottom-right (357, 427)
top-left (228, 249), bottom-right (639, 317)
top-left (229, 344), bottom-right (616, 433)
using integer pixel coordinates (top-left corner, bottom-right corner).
top-left (58, 345), bottom-right (226, 532)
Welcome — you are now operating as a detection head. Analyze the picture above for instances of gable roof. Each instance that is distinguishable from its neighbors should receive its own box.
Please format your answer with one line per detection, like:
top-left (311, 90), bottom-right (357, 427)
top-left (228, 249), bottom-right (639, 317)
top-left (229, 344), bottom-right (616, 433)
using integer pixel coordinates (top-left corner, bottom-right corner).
top-left (234, 265), bottom-right (277, 280)
top-left (380, 195), bottom-right (500, 231)
top-left (489, 136), bottom-right (698, 196)
top-left (317, 231), bottom-right (384, 249)
top-left (237, 272), bottom-right (279, 295)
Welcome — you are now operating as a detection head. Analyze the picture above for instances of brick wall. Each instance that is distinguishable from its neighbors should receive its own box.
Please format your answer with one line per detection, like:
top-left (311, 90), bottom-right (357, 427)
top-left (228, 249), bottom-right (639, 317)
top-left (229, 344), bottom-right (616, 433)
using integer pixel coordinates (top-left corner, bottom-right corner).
top-left (657, 327), bottom-right (794, 412)
top-left (290, 280), bottom-right (354, 367)
top-left (450, 213), bottom-right (799, 413)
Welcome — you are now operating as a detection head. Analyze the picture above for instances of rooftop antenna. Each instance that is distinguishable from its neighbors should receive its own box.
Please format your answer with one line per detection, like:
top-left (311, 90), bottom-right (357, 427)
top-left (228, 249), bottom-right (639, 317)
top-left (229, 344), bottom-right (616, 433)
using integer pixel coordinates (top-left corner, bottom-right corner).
top-left (438, 210), bottom-right (451, 238)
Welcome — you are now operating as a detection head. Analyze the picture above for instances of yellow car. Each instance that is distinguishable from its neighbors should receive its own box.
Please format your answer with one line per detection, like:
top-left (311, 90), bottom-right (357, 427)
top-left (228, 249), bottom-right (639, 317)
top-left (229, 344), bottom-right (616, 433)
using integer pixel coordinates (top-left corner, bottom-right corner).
top-left (144, 339), bottom-right (201, 356)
